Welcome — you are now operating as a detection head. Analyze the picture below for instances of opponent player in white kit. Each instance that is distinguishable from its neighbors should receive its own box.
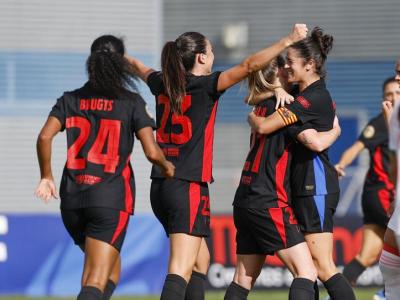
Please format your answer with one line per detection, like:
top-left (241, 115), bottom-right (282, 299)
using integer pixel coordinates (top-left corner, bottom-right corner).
top-left (379, 59), bottom-right (400, 300)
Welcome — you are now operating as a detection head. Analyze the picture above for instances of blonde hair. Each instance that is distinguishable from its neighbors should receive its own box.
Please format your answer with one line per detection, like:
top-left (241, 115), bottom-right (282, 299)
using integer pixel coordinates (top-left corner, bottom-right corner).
top-left (246, 55), bottom-right (284, 104)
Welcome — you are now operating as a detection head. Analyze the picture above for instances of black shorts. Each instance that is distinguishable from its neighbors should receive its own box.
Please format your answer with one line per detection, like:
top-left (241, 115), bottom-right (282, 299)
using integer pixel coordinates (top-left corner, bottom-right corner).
top-left (150, 178), bottom-right (210, 237)
top-left (292, 193), bottom-right (339, 233)
top-left (61, 207), bottom-right (130, 252)
top-left (362, 188), bottom-right (391, 228)
top-left (234, 206), bottom-right (304, 255)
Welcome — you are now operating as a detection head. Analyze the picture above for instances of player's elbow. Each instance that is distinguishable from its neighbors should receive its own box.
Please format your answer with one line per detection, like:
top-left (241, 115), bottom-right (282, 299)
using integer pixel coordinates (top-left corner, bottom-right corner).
top-left (310, 140), bottom-right (325, 152)
top-left (255, 123), bottom-right (270, 135)
top-left (37, 133), bottom-right (53, 143)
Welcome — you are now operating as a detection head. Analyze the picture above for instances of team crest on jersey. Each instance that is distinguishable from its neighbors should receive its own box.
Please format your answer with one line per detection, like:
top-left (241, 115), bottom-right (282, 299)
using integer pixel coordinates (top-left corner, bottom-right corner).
top-left (363, 125), bottom-right (375, 139)
top-left (145, 105), bottom-right (154, 120)
top-left (296, 96), bottom-right (311, 109)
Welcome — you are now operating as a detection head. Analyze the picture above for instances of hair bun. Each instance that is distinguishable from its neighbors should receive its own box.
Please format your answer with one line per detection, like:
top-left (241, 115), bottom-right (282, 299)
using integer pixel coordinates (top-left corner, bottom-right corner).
top-left (311, 27), bottom-right (333, 57)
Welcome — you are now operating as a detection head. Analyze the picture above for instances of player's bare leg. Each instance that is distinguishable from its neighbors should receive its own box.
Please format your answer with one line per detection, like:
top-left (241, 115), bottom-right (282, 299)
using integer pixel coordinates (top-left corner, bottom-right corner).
top-left (305, 232), bottom-right (355, 300)
top-left (160, 233), bottom-right (202, 300)
top-left (277, 242), bottom-right (317, 300)
top-left (185, 238), bottom-right (210, 300)
top-left (343, 224), bottom-right (385, 285)
top-left (79, 237), bottom-right (119, 300)
top-left (102, 255), bottom-right (120, 300)
top-left (232, 254), bottom-right (265, 290)
top-left (79, 241), bottom-right (120, 300)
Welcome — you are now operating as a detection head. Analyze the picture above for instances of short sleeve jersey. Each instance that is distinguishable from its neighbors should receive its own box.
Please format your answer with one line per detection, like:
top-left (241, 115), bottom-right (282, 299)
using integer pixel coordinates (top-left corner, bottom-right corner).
top-left (285, 79), bottom-right (339, 196)
top-left (49, 82), bottom-right (155, 214)
top-left (358, 114), bottom-right (394, 192)
top-left (233, 97), bottom-right (293, 208)
top-left (147, 71), bottom-right (224, 183)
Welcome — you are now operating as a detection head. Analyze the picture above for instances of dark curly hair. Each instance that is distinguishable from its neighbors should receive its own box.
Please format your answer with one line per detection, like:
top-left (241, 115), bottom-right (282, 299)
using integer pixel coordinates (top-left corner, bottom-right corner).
top-left (290, 27), bottom-right (334, 78)
top-left (86, 35), bottom-right (137, 98)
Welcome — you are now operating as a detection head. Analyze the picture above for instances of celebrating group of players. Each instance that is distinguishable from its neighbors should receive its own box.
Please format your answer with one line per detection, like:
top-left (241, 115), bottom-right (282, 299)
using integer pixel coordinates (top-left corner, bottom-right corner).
top-left (34, 21), bottom-right (400, 300)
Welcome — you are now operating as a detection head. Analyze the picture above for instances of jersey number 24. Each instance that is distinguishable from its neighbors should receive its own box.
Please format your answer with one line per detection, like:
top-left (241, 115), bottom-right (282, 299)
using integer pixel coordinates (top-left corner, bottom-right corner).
top-left (66, 116), bottom-right (121, 173)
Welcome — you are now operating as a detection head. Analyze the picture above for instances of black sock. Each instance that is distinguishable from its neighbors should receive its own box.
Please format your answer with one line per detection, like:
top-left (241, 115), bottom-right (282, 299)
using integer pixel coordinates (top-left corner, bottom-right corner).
top-left (323, 273), bottom-right (356, 300)
top-left (77, 286), bottom-right (103, 300)
top-left (103, 280), bottom-right (116, 300)
top-left (314, 281), bottom-right (319, 300)
top-left (160, 274), bottom-right (187, 300)
top-left (342, 258), bottom-right (366, 285)
top-left (224, 281), bottom-right (250, 300)
top-left (184, 271), bottom-right (206, 300)
top-left (289, 278), bottom-right (315, 300)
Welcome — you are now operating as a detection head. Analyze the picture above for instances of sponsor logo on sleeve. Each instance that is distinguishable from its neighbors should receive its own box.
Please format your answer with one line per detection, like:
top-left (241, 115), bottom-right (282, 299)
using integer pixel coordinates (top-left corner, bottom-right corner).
top-left (296, 96), bottom-right (311, 109)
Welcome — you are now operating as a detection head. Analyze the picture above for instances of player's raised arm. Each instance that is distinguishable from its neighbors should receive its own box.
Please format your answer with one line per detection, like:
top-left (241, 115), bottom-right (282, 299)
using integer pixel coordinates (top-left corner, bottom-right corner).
top-left (125, 55), bottom-right (156, 83)
top-left (217, 24), bottom-right (308, 92)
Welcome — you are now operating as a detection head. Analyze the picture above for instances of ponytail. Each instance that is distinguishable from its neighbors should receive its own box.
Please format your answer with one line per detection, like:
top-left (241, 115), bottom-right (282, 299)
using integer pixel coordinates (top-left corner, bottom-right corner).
top-left (161, 41), bottom-right (187, 115)
top-left (160, 32), bottom-right (207, 115)
top-left (87, 35), bottom-right (137, 98)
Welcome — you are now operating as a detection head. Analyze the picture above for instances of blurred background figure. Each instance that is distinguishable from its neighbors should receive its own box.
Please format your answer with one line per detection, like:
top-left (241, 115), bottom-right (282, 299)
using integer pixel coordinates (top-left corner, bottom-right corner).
top-left (335, 77), bottom-right (400, 299)
top-left (379, 59), bottom-right (400, 300)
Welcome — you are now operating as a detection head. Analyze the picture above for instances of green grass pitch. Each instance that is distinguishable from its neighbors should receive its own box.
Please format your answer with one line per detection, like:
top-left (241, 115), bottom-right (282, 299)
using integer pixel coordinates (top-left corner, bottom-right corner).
top-left (1, 288), bottom-right (379, 300)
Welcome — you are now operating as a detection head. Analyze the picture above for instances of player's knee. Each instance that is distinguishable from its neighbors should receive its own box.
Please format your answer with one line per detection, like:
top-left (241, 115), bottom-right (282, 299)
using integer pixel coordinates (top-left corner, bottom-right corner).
top-left (194, 249), bottom-right (211, 274)
top-left (234, 273), bottom-right (257, 290)
top-left (297, 264), bottom-right (318, 282)
top-left (82, 269), bottom-right (109, 291)
top-left (169, 260), bottom-right (196, 281)
top-left (314, 258), bottom-right (337, 281)
top-left (359, 254), bottom-right (379, 267)
top-left (109, 269), bottom-right (120, 285)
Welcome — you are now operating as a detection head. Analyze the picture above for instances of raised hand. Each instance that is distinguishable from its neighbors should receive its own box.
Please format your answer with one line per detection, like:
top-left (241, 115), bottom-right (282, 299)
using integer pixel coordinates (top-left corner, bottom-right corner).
top-left (382, 100), bottom-right (393, 127)
top-left (287, 24), bottom-right (308, 45)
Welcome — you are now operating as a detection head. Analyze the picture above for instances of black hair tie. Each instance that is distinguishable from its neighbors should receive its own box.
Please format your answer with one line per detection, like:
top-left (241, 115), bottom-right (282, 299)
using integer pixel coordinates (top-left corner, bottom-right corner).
top-left (95, 48), bottom-right (110, 54)
top-left (175, 39), bottom-right (182, 50)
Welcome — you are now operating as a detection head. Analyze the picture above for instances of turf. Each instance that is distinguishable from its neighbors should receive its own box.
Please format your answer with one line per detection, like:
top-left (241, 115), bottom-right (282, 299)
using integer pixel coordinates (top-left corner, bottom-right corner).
top-left (0, 288), bottom-right (379, 300)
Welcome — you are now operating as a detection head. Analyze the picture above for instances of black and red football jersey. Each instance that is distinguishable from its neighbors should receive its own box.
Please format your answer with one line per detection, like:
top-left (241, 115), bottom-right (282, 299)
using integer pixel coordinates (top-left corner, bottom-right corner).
top-left (49, 82), bottom-right (155, 214)
top-left (358, 113), bottom-right (394, 192)
top-left (285, 79), bottom-right (340, 196)
top-left (147, 71), bottom-right (224, 183)
top-left (233, 97), bottom-right (293, 209)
